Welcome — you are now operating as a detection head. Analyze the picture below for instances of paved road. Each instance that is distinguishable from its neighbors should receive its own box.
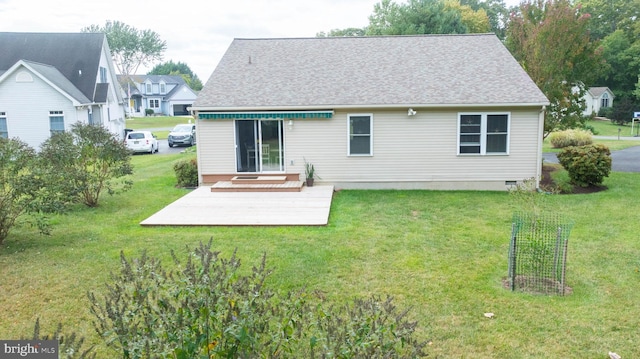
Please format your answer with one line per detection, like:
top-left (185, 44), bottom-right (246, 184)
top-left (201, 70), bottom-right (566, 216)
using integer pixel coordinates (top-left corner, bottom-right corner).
top-left (130, 139), bottom-right (194, 155)
top-left (544, 143), bottom-right (640, 172)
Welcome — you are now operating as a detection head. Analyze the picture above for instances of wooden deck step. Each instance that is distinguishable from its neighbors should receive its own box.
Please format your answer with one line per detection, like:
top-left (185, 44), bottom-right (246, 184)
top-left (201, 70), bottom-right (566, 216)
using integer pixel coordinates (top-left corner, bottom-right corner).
top-left (231, 175), bottom-right (287, 185)
top-left (211, 180), bottom-right (304, 192)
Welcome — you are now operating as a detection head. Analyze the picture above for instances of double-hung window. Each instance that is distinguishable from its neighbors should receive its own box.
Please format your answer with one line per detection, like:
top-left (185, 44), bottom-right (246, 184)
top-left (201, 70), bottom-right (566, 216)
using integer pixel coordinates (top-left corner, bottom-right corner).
top-left (149, 99), bottom-right (159, 109)
top-left (0, 112), bottom-right (7, 138)
top-left (49, 111), bottom-right (65, 135)
top-left (458, 113), bottom-right (509, 155)
top-left (348, 114), bottom-right (372, 156)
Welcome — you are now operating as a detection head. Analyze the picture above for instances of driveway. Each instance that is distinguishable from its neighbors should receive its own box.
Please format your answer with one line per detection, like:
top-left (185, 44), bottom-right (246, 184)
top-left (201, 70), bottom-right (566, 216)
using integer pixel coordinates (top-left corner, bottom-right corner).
top-left (543, 145), bottom-right (640, 172)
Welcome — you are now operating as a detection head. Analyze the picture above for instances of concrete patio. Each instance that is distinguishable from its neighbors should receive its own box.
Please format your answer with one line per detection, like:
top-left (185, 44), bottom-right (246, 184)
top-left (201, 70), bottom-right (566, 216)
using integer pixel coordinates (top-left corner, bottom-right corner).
top-left (140, 185), bottom-right (334, 226)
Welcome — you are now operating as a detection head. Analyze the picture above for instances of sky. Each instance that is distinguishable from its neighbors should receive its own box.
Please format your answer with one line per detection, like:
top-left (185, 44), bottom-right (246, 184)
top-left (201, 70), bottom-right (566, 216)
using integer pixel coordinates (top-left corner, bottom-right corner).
top-left (0, 0), bottom-right (522, 82)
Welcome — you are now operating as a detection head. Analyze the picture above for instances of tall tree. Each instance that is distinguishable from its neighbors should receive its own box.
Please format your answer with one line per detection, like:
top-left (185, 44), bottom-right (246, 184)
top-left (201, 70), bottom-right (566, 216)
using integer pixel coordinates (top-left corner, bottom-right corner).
top-left (506, 0), bottom-right (603, 137)
top-left (82, 21), bottom-right (167, 77)
top-left (578, 0), bottom-right (640, 98)
top-left (148, 60), bottom-right (203, 91)
top-left (366, 0), bottom-right (487, 35)
top-left (460, 0), bottom-right (510, 39)
top-left (321, 0), bottom-right (496, 38)
top-left (577, 0), bottom-right (640, 40)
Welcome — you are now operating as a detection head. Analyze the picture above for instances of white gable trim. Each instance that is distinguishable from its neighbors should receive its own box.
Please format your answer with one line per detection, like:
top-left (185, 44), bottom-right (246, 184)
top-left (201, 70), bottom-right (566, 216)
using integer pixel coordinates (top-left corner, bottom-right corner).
top-left (0, 60), bottom-right (90, 107)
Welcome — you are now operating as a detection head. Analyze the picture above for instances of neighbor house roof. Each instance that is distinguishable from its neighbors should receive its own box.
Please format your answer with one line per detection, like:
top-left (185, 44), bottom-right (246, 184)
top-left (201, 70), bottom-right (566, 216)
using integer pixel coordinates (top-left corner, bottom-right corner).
top-left (587, 87), bottom-right (613, 99)
top-left (117, 74), bottom-right (190, 98)
top-left (0, 32), bottom-right (107, 103)
top-left (194, 34), bottom-right (549, 110)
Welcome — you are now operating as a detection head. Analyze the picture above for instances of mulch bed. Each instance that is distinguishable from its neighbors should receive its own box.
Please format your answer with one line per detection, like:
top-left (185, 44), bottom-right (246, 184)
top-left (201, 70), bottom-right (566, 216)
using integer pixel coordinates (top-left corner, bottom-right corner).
top-left (540, 164), bottom-right (607, 194)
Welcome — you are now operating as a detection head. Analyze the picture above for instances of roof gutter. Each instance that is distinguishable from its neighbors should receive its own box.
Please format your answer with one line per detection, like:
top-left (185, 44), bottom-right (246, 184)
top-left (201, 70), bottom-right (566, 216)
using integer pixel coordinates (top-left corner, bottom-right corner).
top-left (191, 102), bottom-right (550, 112)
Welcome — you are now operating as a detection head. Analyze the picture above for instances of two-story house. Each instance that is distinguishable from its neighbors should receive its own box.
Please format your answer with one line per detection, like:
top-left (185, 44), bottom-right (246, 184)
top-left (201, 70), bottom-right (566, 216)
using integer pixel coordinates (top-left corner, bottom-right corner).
top-left (0, 32), bottom-right (126, 148)
top-left (119, 75), bottom-right (197, 117)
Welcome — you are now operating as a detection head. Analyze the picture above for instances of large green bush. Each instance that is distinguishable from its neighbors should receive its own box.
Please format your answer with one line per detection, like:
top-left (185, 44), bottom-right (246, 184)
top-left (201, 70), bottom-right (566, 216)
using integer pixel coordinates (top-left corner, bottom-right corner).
top-left (39, 123), bottom-right (133, 207)
top-left (548, 129), bottom-right (593, 148)
top-left (556, 144), bottom-right (611, 187)
top-left (88, 240), bottom-right (428, 358)
top-left (0, 138), bottom-right (71, 244)
top-left (173, 158), bottom-right (198, 187)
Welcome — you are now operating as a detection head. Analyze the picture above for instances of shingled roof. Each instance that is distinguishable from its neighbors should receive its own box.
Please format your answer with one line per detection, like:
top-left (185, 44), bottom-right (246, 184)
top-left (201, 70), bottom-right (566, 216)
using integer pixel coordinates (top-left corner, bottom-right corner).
top-left (194, 34), bottom-right (548, 110)
top-left (0, 32), bottom-right (107, 103)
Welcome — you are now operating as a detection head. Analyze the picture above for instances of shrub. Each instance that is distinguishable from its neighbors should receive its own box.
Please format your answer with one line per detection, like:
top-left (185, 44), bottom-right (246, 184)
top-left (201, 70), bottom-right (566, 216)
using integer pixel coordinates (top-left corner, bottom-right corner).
top-left (173, 158), bottom-right (198, 187)
top-left (25, 319), bottom-right (95, 358)
top-left (39, 123), bottom-right (133, 207)
top-left (0, 138), bottom-right (71, 244)
top-left (88, 240), bottom-right (428, 358)
top-left (597, 106), bottom-right (613, 119)
top-left (548, 129), bottom-right (593, 148)
top-left (144, 109), bottom-right (154, 116)
top-left (556, 144), bottom-right (611, 187)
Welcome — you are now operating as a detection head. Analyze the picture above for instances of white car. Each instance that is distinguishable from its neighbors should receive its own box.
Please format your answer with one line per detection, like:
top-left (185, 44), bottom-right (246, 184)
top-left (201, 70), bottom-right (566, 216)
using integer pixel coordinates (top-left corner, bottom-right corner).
top-left (125, 131), bottom-right (158, 154)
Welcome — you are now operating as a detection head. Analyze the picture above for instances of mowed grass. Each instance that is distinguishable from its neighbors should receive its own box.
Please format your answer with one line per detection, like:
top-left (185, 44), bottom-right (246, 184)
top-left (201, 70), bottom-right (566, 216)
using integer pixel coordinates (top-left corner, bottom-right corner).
top-left (1, 153), bottom-right (640, 358)
top-left (543, 119), bottom-right (640, 152)
top-left (124, 116), bottom-right (192, 129)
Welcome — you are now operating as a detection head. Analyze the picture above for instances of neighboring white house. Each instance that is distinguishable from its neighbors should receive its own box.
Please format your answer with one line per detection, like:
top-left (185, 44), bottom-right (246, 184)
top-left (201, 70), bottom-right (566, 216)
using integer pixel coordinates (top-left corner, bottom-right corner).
top-left (582, 87), bottom-right (615, 116)
top-left (118, 75), bottom-right (198, 117)
top-left (191, 34), bottom-right (549, 191)
top-left (0, 32), bottom-right (126, 149)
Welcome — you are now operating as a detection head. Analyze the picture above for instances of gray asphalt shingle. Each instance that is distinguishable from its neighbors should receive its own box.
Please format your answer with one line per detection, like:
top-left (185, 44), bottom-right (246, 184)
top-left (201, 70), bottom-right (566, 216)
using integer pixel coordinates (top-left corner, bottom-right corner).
top-left (195, 34), bottom-right (548, 109)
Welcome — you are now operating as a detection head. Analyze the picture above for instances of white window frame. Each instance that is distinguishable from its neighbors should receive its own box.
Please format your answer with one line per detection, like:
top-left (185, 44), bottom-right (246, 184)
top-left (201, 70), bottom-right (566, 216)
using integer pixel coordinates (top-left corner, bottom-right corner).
top-left (457, 112), bottom-right (510, 155)
top-left (148, 99), bottom-right (160, 109)
top-left (160, 81), bottom-right (166, 94)
top-left (0, 112), bottom-right (7, 138)
top-left (347, 113), bottom-right (373, 156)
top-left (49, 110), bottom-right (65, 135)
top-left (145, 82), bottom-right (152, 94)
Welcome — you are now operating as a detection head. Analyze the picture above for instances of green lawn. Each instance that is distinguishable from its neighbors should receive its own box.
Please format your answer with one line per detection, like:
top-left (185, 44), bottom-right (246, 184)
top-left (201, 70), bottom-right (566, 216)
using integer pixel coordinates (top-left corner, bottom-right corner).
top-left (1, 154), bottom-right (640, 358)
top-left (588, 118), bottom-right (635, 137)
top-left (543, 119), bottom-right (640, 152)
top-left (125, 116), bottom-right (192, 130)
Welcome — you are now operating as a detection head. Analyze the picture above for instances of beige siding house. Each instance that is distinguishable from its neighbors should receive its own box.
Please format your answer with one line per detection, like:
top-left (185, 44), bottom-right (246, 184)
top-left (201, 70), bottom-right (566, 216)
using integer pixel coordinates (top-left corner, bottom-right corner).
top-left (192, 34), bottom-right (549, 190)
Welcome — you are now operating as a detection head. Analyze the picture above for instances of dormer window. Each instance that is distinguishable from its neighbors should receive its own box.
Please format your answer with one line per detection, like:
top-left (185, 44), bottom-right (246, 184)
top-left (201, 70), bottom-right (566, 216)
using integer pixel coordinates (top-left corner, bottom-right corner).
top-left (160, 82), bottom-right (166, 94)
top-left (99, 67), bottom-right (107, 83)
top-left (145, 82), bottom-right (152, 94)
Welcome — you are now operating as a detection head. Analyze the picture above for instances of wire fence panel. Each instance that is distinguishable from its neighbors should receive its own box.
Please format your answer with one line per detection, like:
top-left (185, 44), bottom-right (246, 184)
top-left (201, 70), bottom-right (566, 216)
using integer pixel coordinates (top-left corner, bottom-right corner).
top-left (507, 212), bottom-right (573, 295)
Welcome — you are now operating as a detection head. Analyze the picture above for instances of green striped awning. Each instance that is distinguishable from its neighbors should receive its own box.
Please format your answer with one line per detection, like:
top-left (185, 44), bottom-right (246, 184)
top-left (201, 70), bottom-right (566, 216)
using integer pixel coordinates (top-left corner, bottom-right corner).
top-left (198, 111), bottom-right (333, 120)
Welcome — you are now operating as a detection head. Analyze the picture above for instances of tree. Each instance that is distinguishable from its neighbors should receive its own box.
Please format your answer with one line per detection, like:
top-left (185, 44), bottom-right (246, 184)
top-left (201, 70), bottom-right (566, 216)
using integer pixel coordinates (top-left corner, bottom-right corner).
top-left (148, 60), bottom-right (203, 91)
top-left (82, 21), bottom-right (167, 77)
top-left (577, 0), bottom-right (640, 98)
top-left (322, 0), bottom-right (495, 38)
top-left (0, 138), bottom-right (70, 245)
top-left (577, 0), bottom-right (640, 40)
top-left (598, 30), bottom-right (640, 94)
top-left (39, 123), bottom-right (133, 208)
top-left (460, 0), bottom-right (510, 39)
top-left (316, 27), bottom-right (367, 37)
top-left (506, 0), bottom-right (604, 137)
top-left (367, 0), bottom-right (470, 35)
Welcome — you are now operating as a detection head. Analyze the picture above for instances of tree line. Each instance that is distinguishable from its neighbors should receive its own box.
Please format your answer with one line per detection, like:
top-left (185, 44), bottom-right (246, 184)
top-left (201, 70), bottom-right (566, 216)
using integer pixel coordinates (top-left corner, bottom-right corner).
top-left (321, 0), bottom-right (640, 134)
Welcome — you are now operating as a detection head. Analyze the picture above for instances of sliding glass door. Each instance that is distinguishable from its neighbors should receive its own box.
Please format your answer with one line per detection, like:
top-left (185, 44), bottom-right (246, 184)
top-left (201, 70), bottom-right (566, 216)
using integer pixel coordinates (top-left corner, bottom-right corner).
top-left (235, 119), bottom-right (283, 173)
